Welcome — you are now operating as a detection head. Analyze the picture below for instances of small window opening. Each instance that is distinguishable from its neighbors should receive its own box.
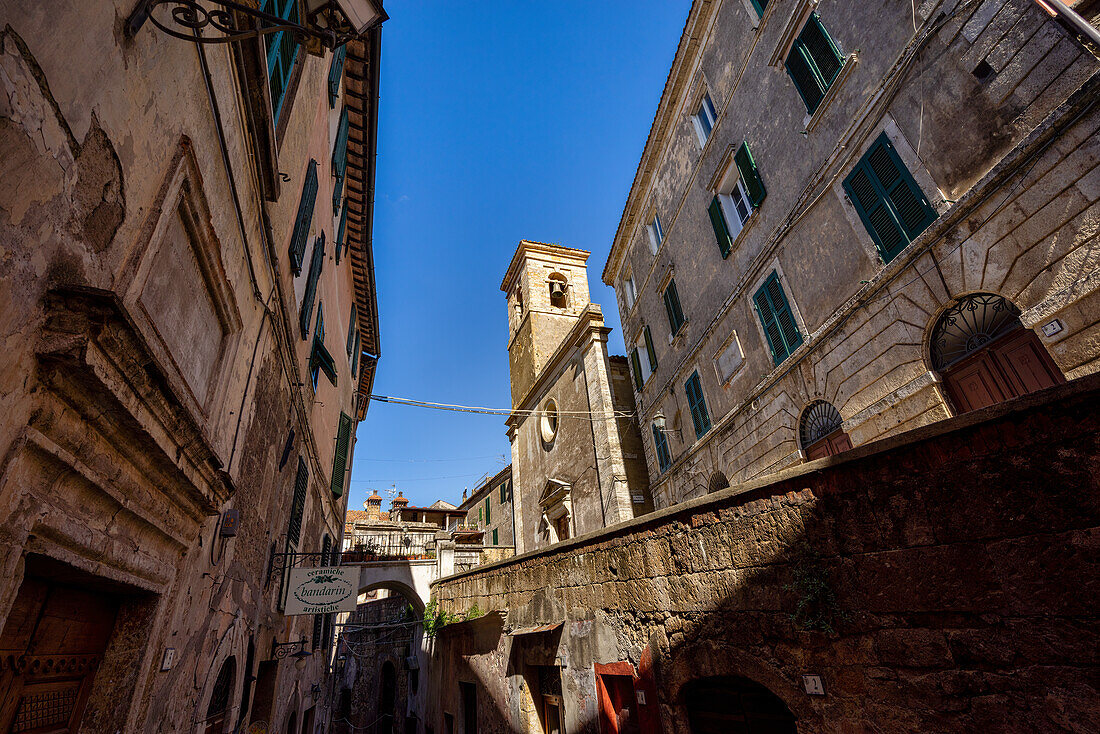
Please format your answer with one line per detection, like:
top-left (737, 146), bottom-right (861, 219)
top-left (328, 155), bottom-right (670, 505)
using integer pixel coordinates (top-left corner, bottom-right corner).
top-left (972, 60), bottom-right (994, 82)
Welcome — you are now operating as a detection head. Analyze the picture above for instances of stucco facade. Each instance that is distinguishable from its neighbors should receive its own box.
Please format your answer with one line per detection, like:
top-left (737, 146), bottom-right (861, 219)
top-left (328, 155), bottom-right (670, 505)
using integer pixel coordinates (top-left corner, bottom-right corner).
top-left (502, 241), bottom-right (653, 554)
top-left (602, 0), bottom-right (1100, 508)
top-left (459, 465), bottom-right (516, 550)
top-left (0, 4), bottom-right (381, 732)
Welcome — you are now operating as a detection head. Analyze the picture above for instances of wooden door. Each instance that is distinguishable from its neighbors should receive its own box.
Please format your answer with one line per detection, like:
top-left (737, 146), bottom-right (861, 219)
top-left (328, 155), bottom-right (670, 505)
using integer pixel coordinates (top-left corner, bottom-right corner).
top-left (0, 576), bottom-right (119, 734)
top-left (944, 328), bottom-right (1063, 414)
top-left (805, 429), bottom-right (853, 460)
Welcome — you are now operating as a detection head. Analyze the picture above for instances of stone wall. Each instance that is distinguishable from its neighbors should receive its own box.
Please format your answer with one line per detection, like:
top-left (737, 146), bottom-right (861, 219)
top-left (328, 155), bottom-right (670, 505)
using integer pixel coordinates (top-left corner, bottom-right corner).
top-left (432, 375), bottom-right (1100, 733)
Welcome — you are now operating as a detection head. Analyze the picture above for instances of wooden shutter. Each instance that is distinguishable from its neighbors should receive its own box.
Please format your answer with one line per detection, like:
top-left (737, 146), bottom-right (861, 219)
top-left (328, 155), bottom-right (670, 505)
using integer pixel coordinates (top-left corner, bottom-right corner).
top-left (328, 45), bottom-right (346, 108)
top-left (664, 279), bottom-right (685, 334)
top-left (311, 338), bottom-right (338, 386)
top-left (288, 458), bottom-right (308, 547)
top-left (335, 201), bottom-right (347, 264)
top-left (754, 272), bottom-right (803, 365)
top-left (332, 107), bottom-right (350, 214)
top-left (485, 497), bottom-right (491, 523)
top-left (785, 44), bottom-right (824, 113)
top-left (750, 0), bottom-right (768, 15)
top-left (708, 196), bottom-right (733, 259)
top-left (299, 233), bottom-right (325, 339)
top-left (492, 528), bottom-right (498, 545)
top-left (350, 330), bottom-right (360, 378)
top-left (347, 307), bottom-right (358, 358)
top-left (734, 142), bottom-right (767, 208)
top-left (330, 412), bottom-right (352, 496)
top-left (630, 349), bottom-right (643, 389)
top-left (801, 15), bottom-right (843, 88)
top-left (652, 425), bottom-right (670, 472)
top-left (643, 326), bottom-right (658, 371)
top-left (289, 160), bottom-right (319, 274)
top-left (843, 135), bottom-right (936, 262)
top-left (685, 372), bottom-right (711, 438)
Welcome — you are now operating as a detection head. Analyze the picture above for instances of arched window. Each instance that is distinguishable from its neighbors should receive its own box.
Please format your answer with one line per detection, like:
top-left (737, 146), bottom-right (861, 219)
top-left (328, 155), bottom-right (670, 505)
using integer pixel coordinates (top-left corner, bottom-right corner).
top-left (204, 656), bottom-right (236, 734)
top-left (930, 293), bottom-right (1063, 413)
top-left (548, 273), bottom-right (568, 308)
top-left (707, 471), bottom-right (729, 494)
top-left (683, 676), bottom-right (796, 734)
top-left (799, 400), bottom-right (851, 460)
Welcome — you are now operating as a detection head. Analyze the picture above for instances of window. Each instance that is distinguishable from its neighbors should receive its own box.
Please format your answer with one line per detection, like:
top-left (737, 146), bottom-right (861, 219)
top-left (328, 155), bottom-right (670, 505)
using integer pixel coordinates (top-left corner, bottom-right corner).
top-left (622, 269), bottom-right (637, 310)
top-left (261, 0), bottom-right (301, 122)
top-left (332, 106), bottom-right (350, 215)
top-left (685, 371), bottom-right (711, 439)
top-left (478, 507), bottom-right (483, 526)
top-left (710, 143), bottom-right (767, 258)
top-left (484, 496), bottom-right (491, 524)
top-left (843, 134), bottom-right (938, 263)
top-left (328, 45), bottom-right (346, 108)
top-left (346, 306), bottom-right (358, 364)
top-left (663, 279), bottom-right (686, 336)
top-left (492, 528), bottom-right (498, 546)
top-left (785, 13), bottom-right (844, 114)
top-left (331, 412), bottom-right (352, 496)
top-left (691, 92), bottom-right (718, 147)
top-left (299, 233), bottom-right (325, 338)
top-left (309, 306), bottom-right (337, 389)
top-left (630, 326), bottom-right (658, 388)
top-left (499, 481), bottom-right (508, 504)
top-left (753, 271), bottom-right (803, 365)
top-left (541, 399), bottom-right (559, 445)
top-left (288, 160), bottom-right (319, 275)
top-left (652, 424), bottom-right (672, 473)
top-left (645, 213), bottom-right (664, 255)
top-left (749, 0), bottom-right (769, 17)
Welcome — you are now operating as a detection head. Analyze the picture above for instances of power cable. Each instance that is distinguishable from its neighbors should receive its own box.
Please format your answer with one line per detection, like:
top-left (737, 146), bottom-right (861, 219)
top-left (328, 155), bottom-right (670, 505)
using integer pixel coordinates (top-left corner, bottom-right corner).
top-left (369, 393), bottom-right (636, 420)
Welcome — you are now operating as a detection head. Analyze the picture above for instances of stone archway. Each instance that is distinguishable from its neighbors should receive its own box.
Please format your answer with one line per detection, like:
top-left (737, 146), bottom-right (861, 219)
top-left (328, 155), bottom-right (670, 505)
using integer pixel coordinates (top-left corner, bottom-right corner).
top-left (682, 676), bottom-right (796, 734)
top-left (707, 471), bottom-right (730, 494)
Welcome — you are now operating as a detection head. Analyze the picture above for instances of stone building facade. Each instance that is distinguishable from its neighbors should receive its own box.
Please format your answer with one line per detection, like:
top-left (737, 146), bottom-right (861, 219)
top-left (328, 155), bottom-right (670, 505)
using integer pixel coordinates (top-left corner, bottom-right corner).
top-left (602, 0), bottom-right (1100, 507)
top-left (458, 465), bottom-right (516, 550)
top-left (502, 241), bottom-right (654, 553)
top-left (431, 373), bottom-right (1100, 734)
top-left (0, 3), bottom-right (382, 732)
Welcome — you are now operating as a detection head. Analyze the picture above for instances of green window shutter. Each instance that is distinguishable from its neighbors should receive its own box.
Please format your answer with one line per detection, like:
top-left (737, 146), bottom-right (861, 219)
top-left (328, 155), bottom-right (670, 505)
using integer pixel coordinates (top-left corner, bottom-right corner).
top-left (310, 338), bottom-right (338, 387)
top-left (754, 272), bottom-right (803, 365)
top-left (263, 0), bottom-right (301, 122)
top-left (335, 200), bottom-right (347, 264)
top-left (332, 107), bottom-right (350, 215)
top-left (785, 44), bottom-right (824, 113)
top-left (663, 279), bottom-right (685, 335)
top-left (843, 135), bottom-right (937, 263)
top-left (499, 483), bottom-right (506, 503)
top-left (685, 372), bottom-right (711, 438)
top-left (801, 14), bottom-right (843, 89)
top-left (299, 233), bottom-right (325, 339)
top-left (492, 528), bottom-right (498, 545)
top-left (328, 45), bottom-right (346, 108)
top-left (347, 307), bottom-right (358, 358)
top-left (708, 196), bottom-right (733, 259)
top-left (734, 142), bottom-right (767, 208)
top-left (630, 348), bottom-right (644, 389)
top-left (749, 0), bottom-right (768, 16)
top-left (478, 507), bottom-right (483, 524)
top-left (289, 160), bottom-right (319, 275)
top-left (485, 497), bottom-right (491, 523)
top-left (643, 326), bottom-right (658, 371)
top-left (330, 412), bottom-right (352, 496)
top-left (288, 457), bottom-right (308, 547)
top-left (350, 330), bottom-right (360, 378)
top-left (652, 425), bottom-right (671, 472)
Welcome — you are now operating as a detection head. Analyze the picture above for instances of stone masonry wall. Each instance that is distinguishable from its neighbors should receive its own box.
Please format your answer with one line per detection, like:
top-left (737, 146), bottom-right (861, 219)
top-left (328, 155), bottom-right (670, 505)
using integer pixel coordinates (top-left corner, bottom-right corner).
top-left (433, 375), bottom-right (1100, 733)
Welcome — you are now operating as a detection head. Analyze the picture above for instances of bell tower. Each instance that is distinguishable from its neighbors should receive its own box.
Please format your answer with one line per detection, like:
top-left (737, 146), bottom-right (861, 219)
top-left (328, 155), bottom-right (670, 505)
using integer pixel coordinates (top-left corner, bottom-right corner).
top-left (500, 241), bottom-right (592, 407)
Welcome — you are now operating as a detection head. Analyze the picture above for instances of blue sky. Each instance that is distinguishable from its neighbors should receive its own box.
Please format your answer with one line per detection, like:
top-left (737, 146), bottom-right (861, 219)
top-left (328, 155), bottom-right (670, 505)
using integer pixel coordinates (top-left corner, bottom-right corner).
top-left (349, 1), bottom-right (690, 511)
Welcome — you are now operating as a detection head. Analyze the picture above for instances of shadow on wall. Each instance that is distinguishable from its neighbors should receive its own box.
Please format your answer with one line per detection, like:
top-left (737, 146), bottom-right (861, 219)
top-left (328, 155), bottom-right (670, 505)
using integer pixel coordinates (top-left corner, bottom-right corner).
top-left (427, 373), bottom-right (1100, 734)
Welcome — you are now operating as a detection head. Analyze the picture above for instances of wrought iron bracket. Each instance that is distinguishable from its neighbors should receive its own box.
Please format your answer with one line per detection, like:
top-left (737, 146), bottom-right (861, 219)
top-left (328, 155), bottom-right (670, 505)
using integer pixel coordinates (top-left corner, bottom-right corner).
top-left (126, 0), bottom-right (350, 49)
top-left (266, 550), bottom-right (338, 589)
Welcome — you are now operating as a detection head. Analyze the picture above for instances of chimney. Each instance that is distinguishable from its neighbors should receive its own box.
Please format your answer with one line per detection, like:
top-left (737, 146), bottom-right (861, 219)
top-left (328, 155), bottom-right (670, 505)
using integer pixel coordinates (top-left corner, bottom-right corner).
top-left (392, 491), bottom-right (409, 513)
top-left (365, 491), bottom-right (383, 521)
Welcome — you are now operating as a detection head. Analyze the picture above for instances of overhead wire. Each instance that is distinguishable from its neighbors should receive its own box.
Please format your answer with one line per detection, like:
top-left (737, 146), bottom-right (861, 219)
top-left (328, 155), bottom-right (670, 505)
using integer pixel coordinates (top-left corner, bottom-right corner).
top-left (369, 393), bottom-right (637, 420)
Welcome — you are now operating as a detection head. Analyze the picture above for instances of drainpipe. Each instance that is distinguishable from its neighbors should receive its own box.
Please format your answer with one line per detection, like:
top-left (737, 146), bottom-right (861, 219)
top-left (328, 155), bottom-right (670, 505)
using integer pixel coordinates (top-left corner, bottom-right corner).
top-left (1037, 0), bottom-right (1100, 47)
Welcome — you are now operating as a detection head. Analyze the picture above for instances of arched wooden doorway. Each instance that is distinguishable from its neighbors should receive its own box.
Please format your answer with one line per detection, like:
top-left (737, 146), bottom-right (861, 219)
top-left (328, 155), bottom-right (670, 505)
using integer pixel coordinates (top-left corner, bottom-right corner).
top-left (930, 293), bottom-right (1063, 413)
top-left (203, 656), bottom-right (236, 734)
top-left (799, 400), bottom-right (852, 459)
top-left (683, 676), bottom-right (796, 734)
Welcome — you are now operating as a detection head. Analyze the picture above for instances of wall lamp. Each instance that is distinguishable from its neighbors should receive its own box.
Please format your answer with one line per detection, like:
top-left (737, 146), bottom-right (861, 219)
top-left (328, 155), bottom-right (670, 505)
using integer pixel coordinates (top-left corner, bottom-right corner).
top-left (126, 0), bottom-right (387, 51)
top-left (271, 638), bottom-right (313, 670)
top-left (652, 410), bottom-right (681, 437)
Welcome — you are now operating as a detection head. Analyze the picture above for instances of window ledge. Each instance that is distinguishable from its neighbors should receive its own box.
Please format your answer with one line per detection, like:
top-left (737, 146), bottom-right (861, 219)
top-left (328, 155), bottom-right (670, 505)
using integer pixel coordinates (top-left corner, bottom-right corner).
top-left (803, 53), bottom-right (859, 133)
top-left (668, 320), bottom-right (690, 347)
top-left (723, 210), bottom-right (761, 260)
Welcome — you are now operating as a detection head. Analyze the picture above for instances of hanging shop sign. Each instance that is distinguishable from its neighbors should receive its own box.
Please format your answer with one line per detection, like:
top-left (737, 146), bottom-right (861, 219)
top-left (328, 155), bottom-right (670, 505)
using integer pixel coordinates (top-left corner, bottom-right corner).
top-left (285, 566), bottom-right (358, 615)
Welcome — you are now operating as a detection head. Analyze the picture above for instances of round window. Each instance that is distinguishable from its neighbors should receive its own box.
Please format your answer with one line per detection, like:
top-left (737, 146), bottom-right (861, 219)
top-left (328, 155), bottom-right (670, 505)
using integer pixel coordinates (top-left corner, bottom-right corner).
top-left (540, 399), bottom-right (559, 444)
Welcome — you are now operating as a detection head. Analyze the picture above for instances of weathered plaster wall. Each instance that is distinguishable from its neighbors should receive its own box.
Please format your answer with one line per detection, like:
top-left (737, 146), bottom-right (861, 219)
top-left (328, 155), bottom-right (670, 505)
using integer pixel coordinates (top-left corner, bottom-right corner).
top-left (433, 375), bottom-right (1100, 734)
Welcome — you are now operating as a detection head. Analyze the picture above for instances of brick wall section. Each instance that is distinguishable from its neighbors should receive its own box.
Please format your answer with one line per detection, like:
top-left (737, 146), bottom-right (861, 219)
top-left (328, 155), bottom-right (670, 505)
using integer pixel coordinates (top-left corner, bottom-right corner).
top-left (433, 375), bottom-right (1100, 733)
